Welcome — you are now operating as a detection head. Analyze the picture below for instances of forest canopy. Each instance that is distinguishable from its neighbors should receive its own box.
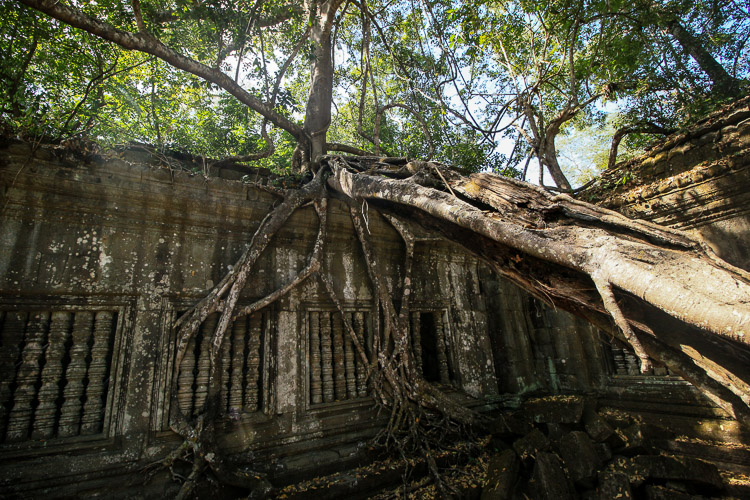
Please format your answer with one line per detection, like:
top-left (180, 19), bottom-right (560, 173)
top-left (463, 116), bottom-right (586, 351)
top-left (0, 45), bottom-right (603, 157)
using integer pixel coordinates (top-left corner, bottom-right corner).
top-left (2, 0), bottom-right (748, 187)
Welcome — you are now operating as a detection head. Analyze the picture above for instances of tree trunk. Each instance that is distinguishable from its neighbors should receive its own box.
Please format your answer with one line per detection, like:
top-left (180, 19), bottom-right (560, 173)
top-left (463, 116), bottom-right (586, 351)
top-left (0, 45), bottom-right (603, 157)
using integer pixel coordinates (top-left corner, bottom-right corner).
top-left (540, 136), bottom-right (572, 191)
top-left (664, 18), bottom-right (741, 98)
top-left (302, 0), bottom-right (340, 162)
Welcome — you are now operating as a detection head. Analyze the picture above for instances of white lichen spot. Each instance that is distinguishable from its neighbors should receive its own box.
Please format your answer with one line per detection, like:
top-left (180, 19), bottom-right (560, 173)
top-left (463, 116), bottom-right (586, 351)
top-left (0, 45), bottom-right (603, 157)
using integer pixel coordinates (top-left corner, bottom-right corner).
top-left (98, 248), bottom-right (113, 271)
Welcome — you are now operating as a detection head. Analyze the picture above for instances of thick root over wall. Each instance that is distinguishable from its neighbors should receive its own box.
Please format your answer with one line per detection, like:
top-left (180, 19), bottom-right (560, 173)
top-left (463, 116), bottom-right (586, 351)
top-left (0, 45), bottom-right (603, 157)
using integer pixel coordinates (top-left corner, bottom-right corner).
top-left (150, 156), bottom-right (750, 497)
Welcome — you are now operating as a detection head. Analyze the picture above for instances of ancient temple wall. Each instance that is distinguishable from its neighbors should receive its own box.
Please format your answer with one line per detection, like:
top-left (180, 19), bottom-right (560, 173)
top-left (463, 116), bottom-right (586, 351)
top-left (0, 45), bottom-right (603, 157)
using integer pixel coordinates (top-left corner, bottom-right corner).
top-left (583, 96), bottom-right (750, 271)
top-left (0, 139), bottom-right (624, 496)
top-left (1, 141), bottom-right (576, 495)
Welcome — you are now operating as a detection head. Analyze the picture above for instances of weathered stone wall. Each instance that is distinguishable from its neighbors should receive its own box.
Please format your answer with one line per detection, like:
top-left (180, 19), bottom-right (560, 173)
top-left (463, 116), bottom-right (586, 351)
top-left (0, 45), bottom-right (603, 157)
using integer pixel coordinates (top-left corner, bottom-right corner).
top-left (582, 96), bottom-right (750, 270)
top-left (0, 142), bottom-right (613, 497)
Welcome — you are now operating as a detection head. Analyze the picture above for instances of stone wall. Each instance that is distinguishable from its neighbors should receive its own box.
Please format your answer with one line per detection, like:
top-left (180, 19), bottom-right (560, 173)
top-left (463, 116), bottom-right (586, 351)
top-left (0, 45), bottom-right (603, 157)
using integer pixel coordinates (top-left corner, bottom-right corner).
top-left (581, 96), bottom-right (750, 270)
top-left (0, 142), bottom-right (613, 497)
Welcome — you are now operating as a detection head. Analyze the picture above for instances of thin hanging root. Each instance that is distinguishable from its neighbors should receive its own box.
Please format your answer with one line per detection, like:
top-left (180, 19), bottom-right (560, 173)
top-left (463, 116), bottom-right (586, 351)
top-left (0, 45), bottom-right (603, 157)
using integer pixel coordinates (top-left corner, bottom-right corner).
top-left (232, 198), bottom-right (328, 321)
top-left (202, 198), bottom-right (330, 416)
top-left (318, 270), bottom-right (389, 406)
top-left (151, 177), bottom-right (328, 497)
top-left (382, 213), bottom-right (416, 327)
top-left (594, 278), bottom-right (652, 373)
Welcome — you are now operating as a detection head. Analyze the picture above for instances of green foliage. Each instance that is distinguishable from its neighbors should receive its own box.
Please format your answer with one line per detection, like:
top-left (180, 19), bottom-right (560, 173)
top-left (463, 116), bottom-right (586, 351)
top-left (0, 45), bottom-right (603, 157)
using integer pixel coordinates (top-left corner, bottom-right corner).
top-left (3, 0), bottom-right (747, 180)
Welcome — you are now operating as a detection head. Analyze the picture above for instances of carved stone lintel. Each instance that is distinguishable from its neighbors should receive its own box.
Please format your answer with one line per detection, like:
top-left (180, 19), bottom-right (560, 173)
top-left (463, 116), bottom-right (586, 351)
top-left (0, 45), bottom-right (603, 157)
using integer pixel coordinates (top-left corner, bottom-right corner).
top-left (310, 311), bottom-right (322, 404)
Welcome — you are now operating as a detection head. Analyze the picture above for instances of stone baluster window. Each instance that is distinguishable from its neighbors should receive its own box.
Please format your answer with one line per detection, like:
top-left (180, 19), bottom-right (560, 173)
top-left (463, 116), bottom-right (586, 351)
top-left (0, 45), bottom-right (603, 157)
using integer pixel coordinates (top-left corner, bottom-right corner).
top-left (410, 309), bottom-right (454, 385)
top-left (177, 311), bottom-right (269, 417)
top-left (0, 309), bottom-right (117, 444)
top-left (606, 340), bottom-right (669, 377)
top-left (308, 310), bottom-right (370, 405)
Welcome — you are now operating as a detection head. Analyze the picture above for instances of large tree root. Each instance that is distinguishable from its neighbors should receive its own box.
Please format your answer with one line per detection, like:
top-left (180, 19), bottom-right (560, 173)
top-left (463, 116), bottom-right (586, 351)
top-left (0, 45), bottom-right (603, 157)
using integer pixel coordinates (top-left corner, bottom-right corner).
top-left (326, 156), bottom-right (750, 427)
top-left (144, 173), bottom-right (328, 497)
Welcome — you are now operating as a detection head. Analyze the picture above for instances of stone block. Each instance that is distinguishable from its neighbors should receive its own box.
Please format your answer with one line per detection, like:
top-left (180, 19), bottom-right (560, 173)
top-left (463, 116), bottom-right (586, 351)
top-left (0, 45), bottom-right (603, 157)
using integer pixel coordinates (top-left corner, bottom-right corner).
top-left (631, 455), bottom-right (724, 494)
top-left (481, 449), bottom-right (519, 500)
top-left (546, 422), bottom-right (574, 442)
top-left (521, 395), bottom-right (584, 424)
top-left (643, 484), bottom-right (701, 499)
top-left (513, 429), bottom-right (550, 460)
top-left (614, 423), bottom-right (649, 455)
top-left (488, 413), bottom-right (534, 439)
top-left (595, 442), bottom-right (612, 463)
top-left (528, 452), bottom-right (575, 500)
top-left (597, 470), bottom-right (633, 500)
top-left (558, 431), bottom-right (602, 487)
top-left (584, 410), bottom-right (614, 442)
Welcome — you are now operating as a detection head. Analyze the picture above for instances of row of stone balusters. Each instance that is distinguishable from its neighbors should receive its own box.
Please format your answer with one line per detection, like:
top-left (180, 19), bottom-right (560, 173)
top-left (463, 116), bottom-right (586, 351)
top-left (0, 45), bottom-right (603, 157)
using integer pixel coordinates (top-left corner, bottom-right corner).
top-left (177, 312), bottom-right (265, 417)
top-left (611, 346), bottom-right (666, 376)
top-left (0, 310), bottom-right (116, 443)
top-left (309, 311), bottom-right (368, 404)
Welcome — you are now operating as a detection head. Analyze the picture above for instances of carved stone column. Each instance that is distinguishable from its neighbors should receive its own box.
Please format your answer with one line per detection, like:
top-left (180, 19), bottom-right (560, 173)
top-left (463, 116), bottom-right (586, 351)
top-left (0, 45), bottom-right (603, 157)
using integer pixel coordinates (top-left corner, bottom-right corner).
top-left (309, 311), bottom-right (322, 404)
top-left (612, 347), bottom-right (627, 375)
top-left (193, 313), bottom-right (216, 413)
top-left (59, 311), bottom-right (94, 438)
top-left (81, 311), bottom-right (114, 435)
top-left (0, 311), bottom-right (27, 440)
top-left (177, 335), bottom-right (197, 416)
top-left (343, 312), bottom-right (357, 399)
top-left (410, 312), bottom-right (423, 375)
top-left (434, 312), bottom-right (450, 384)
top-left (6, 312), bottom-right (48, 442)
top-left (332, 313), bottom-right (346, 400)
top-left (320, 312), bottom-right (334, 403)
top-left (245, 314), bottom-right (262, 411)
top-left (32, 311), bottom-right (71, 439)
top-left (354, 312), bottom-right (368, 397)
top-left (229, 316), bottom-right (247, 412)
top-left (219, 323), bottom-right (233, 414)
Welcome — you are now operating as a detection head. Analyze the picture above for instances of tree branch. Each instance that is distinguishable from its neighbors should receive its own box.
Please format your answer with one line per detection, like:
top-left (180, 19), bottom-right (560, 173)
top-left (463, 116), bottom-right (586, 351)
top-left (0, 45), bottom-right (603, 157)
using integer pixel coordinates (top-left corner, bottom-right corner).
top-left (19, 0), bottom-right (304, 141)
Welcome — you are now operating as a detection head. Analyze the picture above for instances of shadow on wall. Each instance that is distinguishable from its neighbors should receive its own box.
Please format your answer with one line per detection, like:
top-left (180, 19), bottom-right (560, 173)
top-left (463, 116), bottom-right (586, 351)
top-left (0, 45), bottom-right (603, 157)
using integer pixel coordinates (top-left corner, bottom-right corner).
top-left (697, 220), bottom-right (750, 272)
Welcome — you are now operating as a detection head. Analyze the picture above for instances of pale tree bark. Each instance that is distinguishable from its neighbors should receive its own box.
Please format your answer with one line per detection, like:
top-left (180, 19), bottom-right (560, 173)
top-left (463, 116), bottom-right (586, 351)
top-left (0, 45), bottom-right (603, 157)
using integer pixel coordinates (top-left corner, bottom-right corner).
top-left (302, 0), bottom-right (343, 162)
